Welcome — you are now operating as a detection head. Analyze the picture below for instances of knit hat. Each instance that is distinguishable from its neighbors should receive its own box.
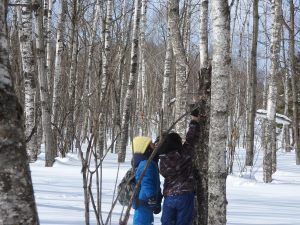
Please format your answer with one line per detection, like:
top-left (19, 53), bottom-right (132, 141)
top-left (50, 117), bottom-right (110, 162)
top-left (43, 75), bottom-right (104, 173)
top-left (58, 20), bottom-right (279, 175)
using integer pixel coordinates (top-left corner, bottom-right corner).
top-left (133, 136), bottom-right (152, 154)
top-left (159, 132), bottom-right (183, 155)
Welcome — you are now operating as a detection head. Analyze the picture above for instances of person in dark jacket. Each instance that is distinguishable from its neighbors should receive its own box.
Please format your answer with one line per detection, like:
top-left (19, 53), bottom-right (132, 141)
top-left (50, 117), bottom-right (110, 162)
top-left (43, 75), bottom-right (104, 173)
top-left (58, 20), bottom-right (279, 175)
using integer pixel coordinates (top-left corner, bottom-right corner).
top-left (132, 136), bottom-right (163, 225)
top-left (159, 115), bottom-right (200, 225)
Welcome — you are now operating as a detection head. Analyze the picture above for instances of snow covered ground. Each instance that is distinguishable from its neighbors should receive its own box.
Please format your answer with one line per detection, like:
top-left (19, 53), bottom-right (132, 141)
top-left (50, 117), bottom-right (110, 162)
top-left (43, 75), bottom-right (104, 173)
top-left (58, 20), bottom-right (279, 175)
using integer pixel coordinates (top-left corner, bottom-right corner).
top-left (30, 147), bottom-right (300, 225)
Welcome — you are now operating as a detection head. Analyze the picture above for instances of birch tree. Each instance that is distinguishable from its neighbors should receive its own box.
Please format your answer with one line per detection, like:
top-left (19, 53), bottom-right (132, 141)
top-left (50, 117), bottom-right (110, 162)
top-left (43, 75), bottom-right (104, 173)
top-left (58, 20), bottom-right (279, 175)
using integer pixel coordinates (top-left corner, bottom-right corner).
top-left (263, 0), bottom-right (282, 183)
top-left (168, 0), bottom-right (188, 138)
top-left (64, 0), bottom-right (79, 155)
top-left (161, 30), bottom-right (172, 132)
top-left (281, 27), bottom-right (290, 152)
top-left (285, 0), bottom-right (300, 164)
top-left (245, 0), bottom-right (259, 167)
top-left (98, 0), bottom-right (113, 156)
top-left (118, 0), bottom-right (142, 162)
top-left (208, 0), bottom-right (230, 224)
top-left (137, 0), bottom-right (147, 135)
top-left (194, 1), bottom-right (209, 224)
top-left (33, 0), bottom-right (55, 166)
top-left (52, 0), bottom-right (67, 133)
top-left (0, 1), bottom-right (39, 222)
top-left (82, 0), bottom-right (101, 140)
top-left (19, 0), bottom-right (38, 161)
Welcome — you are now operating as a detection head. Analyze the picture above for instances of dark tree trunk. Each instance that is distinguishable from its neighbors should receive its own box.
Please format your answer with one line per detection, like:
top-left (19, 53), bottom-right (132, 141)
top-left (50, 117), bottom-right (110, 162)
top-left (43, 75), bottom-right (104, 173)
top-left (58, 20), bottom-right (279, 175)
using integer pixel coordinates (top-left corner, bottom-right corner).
top-left (193, 67), bottom-right (211, 225)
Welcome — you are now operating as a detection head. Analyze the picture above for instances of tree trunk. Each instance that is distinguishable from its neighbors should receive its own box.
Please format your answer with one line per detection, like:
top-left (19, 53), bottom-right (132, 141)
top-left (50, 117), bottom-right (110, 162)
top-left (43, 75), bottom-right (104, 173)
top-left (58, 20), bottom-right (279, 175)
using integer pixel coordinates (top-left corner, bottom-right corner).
top-left (33, 0), bottom-right (55, 167)
top-left (137, 0), bottom-right (147, 135)
top-left (52, 0), bottom-right (66, 126)
top-left (199, 0), bottom-right (208, 69)
top-left (263, 0), bottom-right (282, 183)
top-left (117, 0), bottom-right (142, 162)
top-left (168, 0), bottom-right (187, 138)
top-left (194, 70), bottom-right (211, 225)
top-left (44, 0), bottom-right (53, 95)
top-left (161, 30), bottom-right (172, 132)
top-left (19, 0), bottom-right (38, 162)
top-left (64, 0), bottom-right (78, 156)
top-left (208, 1), bottom-right (230, 224)
top-left (0, 2), bottom-right (40, 222)
top-left (82, 0), bottom-right (101, 141)
top-left (288, 0), bottom-right (300, 165)
top-left (245, 0), bottom-right (258, 167)
top-left (98, 0), bottom-right (113, 157)
top-left (281, 26), bottom-right (291, 152)
top-left (194, 1), bottom-right (209, 225)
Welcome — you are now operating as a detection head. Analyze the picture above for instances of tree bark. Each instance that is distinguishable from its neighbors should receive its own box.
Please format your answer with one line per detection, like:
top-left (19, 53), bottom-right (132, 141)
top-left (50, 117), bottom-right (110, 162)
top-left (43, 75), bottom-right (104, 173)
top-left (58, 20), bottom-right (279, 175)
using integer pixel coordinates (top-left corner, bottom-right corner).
top-left (194, 69), bottom-right (211, 225)
top-left (33, 0), bottom-right (55, 167)
top-left (208, 1), bottom-right (230, 224)
top-left (287, 0), bottom-right (300, 165)
top-left (137, 0), bottom-right (147, 135)
top-left (161, 30), bottom-right (172, 132)
top-left (0, 2), bottom-right (40, 222)
top-left (64, 0), bottom-right (78, 156)
top-left (117, 0), bottom-right (142, 162)
top-left (281, 26), bottom-right (291, 152)
top-left (264, 0), bottom-right (282, 183)
top-left (52, 0), bottom-right (66, 125)
top-left (194, 1), bottom-right (209, 225)
top-left (245, 0), bottom-right (258, 167)
top-left (19, 0), bottom-right (38, 162)
top-left (98, 0), bottom-right (113, 157)
top-left (168, 0), bottom-right (188, 138)
top-left (199, 0), bottom-right (208, 69)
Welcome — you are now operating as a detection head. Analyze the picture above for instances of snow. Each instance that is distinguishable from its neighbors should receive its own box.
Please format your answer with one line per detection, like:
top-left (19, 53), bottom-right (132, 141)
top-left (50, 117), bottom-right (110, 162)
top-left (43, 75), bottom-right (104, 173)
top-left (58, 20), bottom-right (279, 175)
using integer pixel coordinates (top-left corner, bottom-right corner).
top-left (30, 146), bottom-right (300, 225)
top-left (256, 109), bottom-right (292, 125)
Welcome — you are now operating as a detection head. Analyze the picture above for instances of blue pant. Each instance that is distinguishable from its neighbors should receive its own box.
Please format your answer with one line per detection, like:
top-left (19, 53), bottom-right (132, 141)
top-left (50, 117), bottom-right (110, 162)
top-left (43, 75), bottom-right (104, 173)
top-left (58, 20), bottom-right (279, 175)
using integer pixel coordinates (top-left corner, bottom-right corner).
top-left (161, 192), bottom-right (194, 225)
top-left (133, 206), bottom-right (154, 225)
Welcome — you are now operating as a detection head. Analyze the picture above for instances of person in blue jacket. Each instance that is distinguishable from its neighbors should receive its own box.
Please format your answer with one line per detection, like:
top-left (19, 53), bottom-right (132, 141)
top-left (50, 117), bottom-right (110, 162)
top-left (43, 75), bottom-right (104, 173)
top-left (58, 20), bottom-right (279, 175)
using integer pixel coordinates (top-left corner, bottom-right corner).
top-left (132, 136), bottom-right (162, 225)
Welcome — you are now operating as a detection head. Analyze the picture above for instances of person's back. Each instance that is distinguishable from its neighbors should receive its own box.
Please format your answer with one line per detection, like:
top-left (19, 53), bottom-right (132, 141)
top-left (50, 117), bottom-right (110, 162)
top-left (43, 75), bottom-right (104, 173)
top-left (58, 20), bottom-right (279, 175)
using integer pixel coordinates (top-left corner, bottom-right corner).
top-left (132, 136), bottom-right (162, 225)
top-left (159, 118), bottom-right (200, 225)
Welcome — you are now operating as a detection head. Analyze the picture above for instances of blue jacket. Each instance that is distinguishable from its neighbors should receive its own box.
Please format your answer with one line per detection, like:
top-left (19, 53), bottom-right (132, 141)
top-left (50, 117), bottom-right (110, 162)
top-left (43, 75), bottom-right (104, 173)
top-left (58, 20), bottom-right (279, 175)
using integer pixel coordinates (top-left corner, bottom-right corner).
top-left (132, 154), bottom-right (161, 225)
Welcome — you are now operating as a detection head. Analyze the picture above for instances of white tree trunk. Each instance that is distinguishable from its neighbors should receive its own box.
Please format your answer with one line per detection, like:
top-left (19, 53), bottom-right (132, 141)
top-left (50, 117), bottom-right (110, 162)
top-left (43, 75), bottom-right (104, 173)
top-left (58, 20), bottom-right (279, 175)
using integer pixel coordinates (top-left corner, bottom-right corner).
top-left (118, 0), bottom-right (142, 162)
top-left (168, 0), bottom-right (188, 138)
top-left (200, 0), bottom-right (209, 69)
top-left (19, 0), bottom-right (38, 162)
top-left (287, 0), bottom-right (300, 165)
top-left (52, 0), bottom-right (67, 126)
top-left (96, 0), bottom-right (113, 157)
top-left (245, 0), bottom-right (258, 167)
top-left (45, 0), bottom-right (53, 94)
top-left (83, 0), bottom-right (100, 137)
top-left (33, 1), bottom-right (55, 167)
top-left (161, 31), bottom-right (172, 132)
top-left (208, 1), bottom-right (230, 224)
top-left (0, 1), bottom-right (39, 222)
top-left (264, 0), bottom-right (282, 183)
top-left (64, 0), bottom-right (79, 155)
top-left (137, 0), bottom-right (147, 135)
top-left (281, 27), bottom-right (290, 152)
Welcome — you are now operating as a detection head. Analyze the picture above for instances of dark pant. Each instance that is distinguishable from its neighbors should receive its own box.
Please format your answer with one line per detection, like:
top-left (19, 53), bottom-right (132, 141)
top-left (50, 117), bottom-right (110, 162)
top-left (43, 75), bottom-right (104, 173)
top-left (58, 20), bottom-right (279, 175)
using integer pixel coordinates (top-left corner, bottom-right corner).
top-left (161, 192), bottom-right (194, 225)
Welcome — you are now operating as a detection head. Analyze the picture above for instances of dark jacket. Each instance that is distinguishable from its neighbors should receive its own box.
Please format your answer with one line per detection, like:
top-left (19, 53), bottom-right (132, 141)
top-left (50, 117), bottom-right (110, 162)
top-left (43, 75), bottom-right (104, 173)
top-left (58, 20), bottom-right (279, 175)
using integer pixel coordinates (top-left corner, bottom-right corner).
top-left (159, 120), bottom-right (200, 197)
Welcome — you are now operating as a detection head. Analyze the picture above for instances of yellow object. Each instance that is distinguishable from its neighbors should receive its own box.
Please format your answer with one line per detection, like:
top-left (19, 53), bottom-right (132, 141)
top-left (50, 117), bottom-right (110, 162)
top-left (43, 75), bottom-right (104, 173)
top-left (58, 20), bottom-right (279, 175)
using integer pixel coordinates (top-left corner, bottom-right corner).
top-left (133, 136), bottom-right (152, 154)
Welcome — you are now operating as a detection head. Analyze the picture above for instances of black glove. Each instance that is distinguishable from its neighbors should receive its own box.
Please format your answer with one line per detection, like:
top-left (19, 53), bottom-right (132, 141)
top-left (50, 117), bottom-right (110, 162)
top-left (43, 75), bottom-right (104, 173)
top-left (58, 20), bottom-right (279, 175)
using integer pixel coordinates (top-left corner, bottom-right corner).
top-left (189, 103), bottom-right (199, 117)
top-left (147, 196), bottom-right (158, 209)
top-left (153, 205), bottom-right (161, 214)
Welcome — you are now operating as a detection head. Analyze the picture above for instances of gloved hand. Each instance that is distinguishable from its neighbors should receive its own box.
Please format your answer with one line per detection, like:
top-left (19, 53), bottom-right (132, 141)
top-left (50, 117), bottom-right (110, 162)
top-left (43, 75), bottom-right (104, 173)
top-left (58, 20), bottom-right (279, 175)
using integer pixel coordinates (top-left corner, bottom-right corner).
top-left (147, 196), bottom-right (158, 209)
top-left (153, 205), bottom-right (161, 214)
top-left (189, 103), bottom-right (199, 117)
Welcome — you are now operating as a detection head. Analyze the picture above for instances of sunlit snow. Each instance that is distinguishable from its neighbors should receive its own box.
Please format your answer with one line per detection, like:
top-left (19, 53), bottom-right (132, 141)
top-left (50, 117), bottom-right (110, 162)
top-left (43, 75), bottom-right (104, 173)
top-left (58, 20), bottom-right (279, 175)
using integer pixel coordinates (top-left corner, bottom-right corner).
top-left (30, 145), bottom-right (300, 225)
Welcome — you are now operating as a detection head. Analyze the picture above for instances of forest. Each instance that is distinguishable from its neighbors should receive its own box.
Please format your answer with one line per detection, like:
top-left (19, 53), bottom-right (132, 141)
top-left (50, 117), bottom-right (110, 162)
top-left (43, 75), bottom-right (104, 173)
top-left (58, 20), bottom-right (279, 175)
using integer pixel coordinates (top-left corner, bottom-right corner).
top-left (0, 0), bottom-right (300, 224)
